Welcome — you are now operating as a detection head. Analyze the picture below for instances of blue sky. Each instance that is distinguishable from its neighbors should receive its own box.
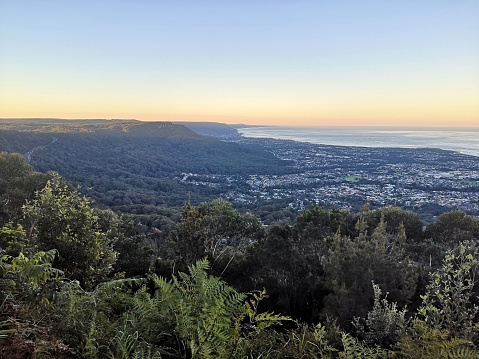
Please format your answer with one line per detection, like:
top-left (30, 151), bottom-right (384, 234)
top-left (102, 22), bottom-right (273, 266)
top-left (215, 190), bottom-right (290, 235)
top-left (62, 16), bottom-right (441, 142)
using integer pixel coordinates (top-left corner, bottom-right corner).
top-left (1, 1), bottom-right (478, 126)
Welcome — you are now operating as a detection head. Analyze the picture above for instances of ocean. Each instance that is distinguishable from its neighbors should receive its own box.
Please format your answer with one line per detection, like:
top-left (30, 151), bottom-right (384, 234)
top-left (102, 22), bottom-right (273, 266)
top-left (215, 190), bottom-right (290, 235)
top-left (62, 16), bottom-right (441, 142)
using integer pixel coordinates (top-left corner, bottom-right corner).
top-left (237, 126), bottom-right (479, 158)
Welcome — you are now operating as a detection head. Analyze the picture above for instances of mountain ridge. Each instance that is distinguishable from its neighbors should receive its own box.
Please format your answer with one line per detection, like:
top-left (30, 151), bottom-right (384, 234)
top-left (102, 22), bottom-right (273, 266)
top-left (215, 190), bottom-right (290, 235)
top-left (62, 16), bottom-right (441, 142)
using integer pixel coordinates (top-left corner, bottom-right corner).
top-left (0, 118), bottom-right (291, 209)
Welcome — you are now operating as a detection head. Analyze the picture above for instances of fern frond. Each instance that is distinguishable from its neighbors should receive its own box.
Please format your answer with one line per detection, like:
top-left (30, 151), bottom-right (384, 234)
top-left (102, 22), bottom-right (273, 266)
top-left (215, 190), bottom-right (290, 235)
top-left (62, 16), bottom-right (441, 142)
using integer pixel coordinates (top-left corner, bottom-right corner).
top-left (132, 347), bottom-right (163, 359)
top-left (339, 332), bottom-right (389, 359)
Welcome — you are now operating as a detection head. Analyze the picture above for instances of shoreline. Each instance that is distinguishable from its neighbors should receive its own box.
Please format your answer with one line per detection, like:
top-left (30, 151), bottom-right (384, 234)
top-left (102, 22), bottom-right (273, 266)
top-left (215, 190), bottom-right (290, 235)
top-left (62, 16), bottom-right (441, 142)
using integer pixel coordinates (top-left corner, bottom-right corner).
top-left (236, 126), bottom-right (479, 159)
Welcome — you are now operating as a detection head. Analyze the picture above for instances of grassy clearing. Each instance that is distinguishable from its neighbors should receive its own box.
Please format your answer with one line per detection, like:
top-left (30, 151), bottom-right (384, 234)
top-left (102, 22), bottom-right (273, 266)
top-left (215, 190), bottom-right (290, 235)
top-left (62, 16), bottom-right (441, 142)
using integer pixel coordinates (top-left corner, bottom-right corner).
top-left (345, 176), bottom-right (361, 182)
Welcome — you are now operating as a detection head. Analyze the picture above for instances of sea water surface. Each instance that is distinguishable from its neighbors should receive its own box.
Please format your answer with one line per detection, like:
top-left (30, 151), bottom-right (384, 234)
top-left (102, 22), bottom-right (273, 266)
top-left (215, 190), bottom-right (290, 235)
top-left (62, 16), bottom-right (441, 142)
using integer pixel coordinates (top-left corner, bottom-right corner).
top-left (237, 126), bottom-right (479, 158)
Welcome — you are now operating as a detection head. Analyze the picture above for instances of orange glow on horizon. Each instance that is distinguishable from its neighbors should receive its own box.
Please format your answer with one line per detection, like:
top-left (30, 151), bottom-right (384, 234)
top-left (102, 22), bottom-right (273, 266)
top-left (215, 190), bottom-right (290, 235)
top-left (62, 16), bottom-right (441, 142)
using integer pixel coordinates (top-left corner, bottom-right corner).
top-left (1, 107), bottom-right (478, 128)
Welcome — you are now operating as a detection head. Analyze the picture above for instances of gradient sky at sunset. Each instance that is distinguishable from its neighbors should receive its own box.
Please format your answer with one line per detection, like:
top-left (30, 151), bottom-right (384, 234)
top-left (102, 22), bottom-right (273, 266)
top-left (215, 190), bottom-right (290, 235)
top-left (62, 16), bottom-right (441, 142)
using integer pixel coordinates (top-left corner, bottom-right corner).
top-left (1, 1), bottom-right (478, 127)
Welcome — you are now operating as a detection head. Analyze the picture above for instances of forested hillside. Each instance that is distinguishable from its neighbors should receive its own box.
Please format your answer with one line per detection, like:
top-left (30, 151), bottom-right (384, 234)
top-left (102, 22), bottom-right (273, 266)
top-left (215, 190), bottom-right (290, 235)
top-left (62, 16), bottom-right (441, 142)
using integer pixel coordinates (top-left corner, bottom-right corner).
top-left (0, 119), bottom-right (291, 214)
top-left (1, 152), bottom-right (478, 358)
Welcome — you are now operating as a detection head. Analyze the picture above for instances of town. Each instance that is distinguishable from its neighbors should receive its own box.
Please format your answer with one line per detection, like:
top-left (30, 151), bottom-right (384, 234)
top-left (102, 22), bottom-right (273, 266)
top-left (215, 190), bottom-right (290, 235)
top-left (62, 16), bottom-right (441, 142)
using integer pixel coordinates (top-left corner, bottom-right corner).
top-left (180, 137), bottom-right (479, 221)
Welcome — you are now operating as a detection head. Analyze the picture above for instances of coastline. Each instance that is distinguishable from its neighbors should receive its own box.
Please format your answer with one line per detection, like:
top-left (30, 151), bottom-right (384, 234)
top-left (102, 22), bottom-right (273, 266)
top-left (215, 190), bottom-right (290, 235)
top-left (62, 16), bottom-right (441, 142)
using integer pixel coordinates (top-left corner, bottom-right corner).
top-left (236, 126), bottom-right (479, 158)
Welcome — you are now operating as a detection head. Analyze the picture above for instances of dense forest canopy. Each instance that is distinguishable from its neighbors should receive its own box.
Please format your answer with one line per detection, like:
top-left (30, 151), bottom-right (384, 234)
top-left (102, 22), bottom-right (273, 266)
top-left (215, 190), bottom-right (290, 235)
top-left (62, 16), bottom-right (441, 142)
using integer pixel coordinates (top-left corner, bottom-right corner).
top-left (1, 151), bottom-right (478, 358)
top-left (0, 119), bottom-right (292, 216)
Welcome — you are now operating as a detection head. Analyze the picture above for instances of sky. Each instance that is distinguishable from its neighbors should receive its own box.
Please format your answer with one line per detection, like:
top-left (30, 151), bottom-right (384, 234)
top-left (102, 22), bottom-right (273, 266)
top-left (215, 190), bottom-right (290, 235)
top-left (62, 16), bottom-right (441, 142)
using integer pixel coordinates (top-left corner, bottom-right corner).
top-left (1, 1), bottom-right (478, 127)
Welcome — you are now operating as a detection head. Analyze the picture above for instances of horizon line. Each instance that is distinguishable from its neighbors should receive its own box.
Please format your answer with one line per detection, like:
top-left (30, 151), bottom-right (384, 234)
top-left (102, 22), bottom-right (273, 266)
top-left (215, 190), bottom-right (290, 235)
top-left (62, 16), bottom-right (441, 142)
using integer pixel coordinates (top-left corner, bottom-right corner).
top-left (1, 117), bottom-right (479, 130)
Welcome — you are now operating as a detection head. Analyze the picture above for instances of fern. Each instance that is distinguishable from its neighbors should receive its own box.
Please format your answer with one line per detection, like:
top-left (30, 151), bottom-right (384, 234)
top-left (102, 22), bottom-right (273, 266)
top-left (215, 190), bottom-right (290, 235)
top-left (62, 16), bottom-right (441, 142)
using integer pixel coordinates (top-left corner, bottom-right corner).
top-left (397, 320), bottom-right (478, 359)
top-left (339, 332), bottom-right (389, 358)
top-left (441, 346), bottom-right (479, 358)
top-left (109, 327), bottom-right (140, 359)
top-left (7, 249), bottom-right (63, 288)
top-left (125, 259), bottom-right (291, 358)
top-left (164, 259), bottom-right (246, 358)
top-left (229, 289), bottom-right (292, 358)
top-left (108, 320), bottom-right (166, 359)
top-left (131, 347), bottom-right (163, 359)
top-left (243, 289), bottom-right (290, 332)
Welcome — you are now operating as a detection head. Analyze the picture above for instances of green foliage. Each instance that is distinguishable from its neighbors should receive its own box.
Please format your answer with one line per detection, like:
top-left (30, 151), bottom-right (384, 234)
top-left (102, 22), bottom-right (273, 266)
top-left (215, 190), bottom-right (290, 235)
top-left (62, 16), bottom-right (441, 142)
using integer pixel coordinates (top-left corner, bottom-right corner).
top-left (197, 198), bottom-right (261, 252)
top-left (164, 200), bottom-right (208, 268)
top-left (245, 223), bottom-right (324, 322)
top-left (3, 144), bottom-right (479, 357)
top-left (125, 286), bottom-right (176, 354)
top-left (398, 320), bottom-right (478, 358)
top-left (0, 250), bottom-right (17, 341)
top-left (48, 277), bottom-right (146, 358)
top-left (418, 241), bottom-right (479, 341)
top-left (321, 220), bottom-right (417, 328)
top-left (424, 210), bottom-right (479, 246)
top-left (282, 322), bottom-right (338, 359)
top-left (294, 205), bottom-right (356, 245)
top-left (128, 259), bottom-right (289, 359)
top-left (0, 152), bottom-right (51, 225)
top-left (109, 327), bottom-right (163, 359)
top-left (97, 278), bottom-right (166, 359)
top-left (153, 258), bottom-right (247, 358)
top-left (339, 332), bottom-right (390, 358)
top-left (1, 249), bottom-right (63, 322)
top-left (233, 321), bottom-right (339, 359)
top-left (23, 173), bottom-right (117, 289)
top-left (402, 209), bottom-right (479, 270)
top-left (6, 249), bottom-right (63, 289)
top-left (165, 198), bottom-right (262, 275)
top-left (241, 289), bottom-right (291, 331)
top-left (0, 249), bottom-right (76, 358)
top-left (97, 209), bottom-right (154, 277)
top-left (49, 281), bottom-right (105, 356)
top-left (0, 222), bottom-right (28, 256)
top-left (223, 288), bottom-right (291, 358)
top-left (362, 206), bottom-right (424, 242)
top-left (1, 121), bottom-right (290, 213)
top-left (353, 282), bottom-right (408, 347)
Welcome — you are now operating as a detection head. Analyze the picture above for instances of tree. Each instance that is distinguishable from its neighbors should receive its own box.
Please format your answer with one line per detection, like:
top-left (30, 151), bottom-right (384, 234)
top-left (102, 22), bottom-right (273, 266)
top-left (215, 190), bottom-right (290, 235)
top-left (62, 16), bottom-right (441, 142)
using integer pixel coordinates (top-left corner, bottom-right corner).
top-left (292, 205), bottom-right (356, 267)
top-left (23, 174), bottom-right (117, 289)
top-left (96, 210), bottom-right (153, 277)
top-left (424, 210), bottom-right (479, 246)
top-left (321, 218), bottom-right (417, 329)
top-left (364, 206), bottom-right (424, 242)
top-left (293, 205), bottom-right (355, 245)
top-left (0, 152), bottom-right (51, 225)
top-left (163, 198), bottom-right (262, 276)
